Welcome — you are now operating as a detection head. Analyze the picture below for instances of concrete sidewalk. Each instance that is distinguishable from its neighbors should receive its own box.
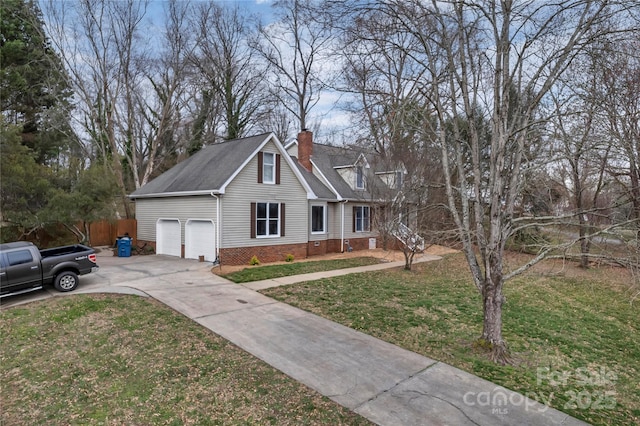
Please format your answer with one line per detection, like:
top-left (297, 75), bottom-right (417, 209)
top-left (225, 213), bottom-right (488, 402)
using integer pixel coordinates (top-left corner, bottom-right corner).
top-left (242, 253), bottom-right (442, 290)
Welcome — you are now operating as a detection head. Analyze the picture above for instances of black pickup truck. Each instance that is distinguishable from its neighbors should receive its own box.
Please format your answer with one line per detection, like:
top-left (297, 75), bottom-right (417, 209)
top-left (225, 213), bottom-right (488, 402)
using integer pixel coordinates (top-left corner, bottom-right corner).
top-left (0, 242), bottom-right (99, 298)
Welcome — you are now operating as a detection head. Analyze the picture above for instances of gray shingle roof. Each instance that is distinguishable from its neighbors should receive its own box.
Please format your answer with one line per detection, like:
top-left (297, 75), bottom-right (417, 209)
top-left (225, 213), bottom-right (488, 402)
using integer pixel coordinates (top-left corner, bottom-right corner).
top-left (291, 159), bottom-right (337, 200)
top-left (309, 144), bottom-right (392, 201)
top-left (129, 133), bottom-right (271, 198)
top-left (129, 132), bottom-right (395, 202)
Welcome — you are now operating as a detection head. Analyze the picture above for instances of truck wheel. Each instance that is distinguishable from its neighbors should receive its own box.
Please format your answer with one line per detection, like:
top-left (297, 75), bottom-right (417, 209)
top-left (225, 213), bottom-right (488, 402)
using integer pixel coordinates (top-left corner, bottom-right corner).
top-left (54, 271), bottom-right (78, 292)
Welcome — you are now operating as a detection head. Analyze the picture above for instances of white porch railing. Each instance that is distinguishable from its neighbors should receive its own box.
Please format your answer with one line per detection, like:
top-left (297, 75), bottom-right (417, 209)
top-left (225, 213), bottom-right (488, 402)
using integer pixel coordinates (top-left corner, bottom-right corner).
top-left (392, 222), bottom-right (425, 252)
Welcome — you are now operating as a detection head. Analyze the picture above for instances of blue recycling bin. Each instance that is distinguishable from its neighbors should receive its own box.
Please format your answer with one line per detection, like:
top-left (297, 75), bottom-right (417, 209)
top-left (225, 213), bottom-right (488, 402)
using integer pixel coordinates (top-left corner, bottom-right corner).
top-left (117, 237), bottom-right (132, 257)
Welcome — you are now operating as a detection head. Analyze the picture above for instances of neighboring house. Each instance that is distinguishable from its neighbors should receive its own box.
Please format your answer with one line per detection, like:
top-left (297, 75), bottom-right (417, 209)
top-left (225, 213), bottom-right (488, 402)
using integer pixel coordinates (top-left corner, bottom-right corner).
top-left (129, 131), bottom-right (410, 265)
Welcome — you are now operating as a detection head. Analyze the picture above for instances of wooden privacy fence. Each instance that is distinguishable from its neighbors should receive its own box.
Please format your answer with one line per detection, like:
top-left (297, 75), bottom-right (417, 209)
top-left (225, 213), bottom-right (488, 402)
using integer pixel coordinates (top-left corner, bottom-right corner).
top-left (89, 219), bottom-right (137, 247)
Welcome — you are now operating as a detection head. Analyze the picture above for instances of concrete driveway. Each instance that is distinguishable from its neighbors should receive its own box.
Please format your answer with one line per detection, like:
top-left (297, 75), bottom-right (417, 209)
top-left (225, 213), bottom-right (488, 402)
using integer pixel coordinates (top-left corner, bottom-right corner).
top-left (86, 252), bottom-right (222, 289)
top-left (1, 251), bottom-right (588, 426)
top-left (0, 251), bottom-right (216, 308)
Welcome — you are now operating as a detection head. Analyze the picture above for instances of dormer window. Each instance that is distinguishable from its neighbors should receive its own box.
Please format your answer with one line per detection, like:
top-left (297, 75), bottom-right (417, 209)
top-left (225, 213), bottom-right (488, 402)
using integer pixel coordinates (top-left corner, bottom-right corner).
top-left (257, 151), bottom-right (280, 184)
top-left (356, 166), bottom-right (364, 189)
top-left (263, 152), bottom-right (275, 183)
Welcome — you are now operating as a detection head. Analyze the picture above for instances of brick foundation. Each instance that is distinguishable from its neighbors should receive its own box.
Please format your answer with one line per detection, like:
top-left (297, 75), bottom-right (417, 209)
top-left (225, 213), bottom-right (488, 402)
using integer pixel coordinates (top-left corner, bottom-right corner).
top-left (140, 236), bottom-right (382, 265)
top-left (343, 236), bottom-right (380, 251)
top-left (326, 239), bottom-right (342, 253)
top-left (307, 240), bottom-right (328, 256)
top-left (311, 237), bottom-right (381, 257)
top-left (220, 243), bottom-right (308, 266)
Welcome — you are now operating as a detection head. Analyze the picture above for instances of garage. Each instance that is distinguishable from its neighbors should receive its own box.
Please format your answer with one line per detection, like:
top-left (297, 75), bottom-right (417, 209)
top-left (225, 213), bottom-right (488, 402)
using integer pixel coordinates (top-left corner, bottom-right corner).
top-left (156, 219), bottom-right (181, 257)
top-left (185, 219), bottom-right (216, 262)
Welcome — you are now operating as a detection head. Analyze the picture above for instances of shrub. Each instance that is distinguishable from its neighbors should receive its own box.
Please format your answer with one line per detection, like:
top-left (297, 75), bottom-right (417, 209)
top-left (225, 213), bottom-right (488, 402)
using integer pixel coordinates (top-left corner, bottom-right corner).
top-left (285, 254), bottom-right (295, 262)
top-left (249, 255), bottom-right (260, 266)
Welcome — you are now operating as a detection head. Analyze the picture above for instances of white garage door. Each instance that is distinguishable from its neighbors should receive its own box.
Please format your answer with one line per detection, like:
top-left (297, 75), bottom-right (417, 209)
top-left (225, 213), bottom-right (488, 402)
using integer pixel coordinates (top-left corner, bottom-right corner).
top-left (156, 219), bottom-right (181, 257)
top-left (185, 220), bottom-right (216, 262)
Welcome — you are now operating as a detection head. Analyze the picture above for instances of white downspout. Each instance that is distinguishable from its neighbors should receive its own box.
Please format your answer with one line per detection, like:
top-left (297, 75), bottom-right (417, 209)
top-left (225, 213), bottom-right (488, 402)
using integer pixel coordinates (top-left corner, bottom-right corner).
top-left (211, 192), bottom-right (221, 263)
top-left (340, 200), bottom-right (348, 253)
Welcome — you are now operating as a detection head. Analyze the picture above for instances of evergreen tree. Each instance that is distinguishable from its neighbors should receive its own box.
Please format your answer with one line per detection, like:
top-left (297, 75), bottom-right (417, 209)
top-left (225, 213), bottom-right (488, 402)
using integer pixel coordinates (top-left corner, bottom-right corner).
top-left (0, 119), bottom-right (54, 242)
top-left (0, 0), bottom-right (73, 163)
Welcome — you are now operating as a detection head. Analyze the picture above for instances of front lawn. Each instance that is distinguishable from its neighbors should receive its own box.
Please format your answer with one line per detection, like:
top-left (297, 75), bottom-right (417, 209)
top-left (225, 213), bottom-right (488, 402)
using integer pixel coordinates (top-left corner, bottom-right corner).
top-left (221, 256), bottom-right (381, 283)
top-left (262, 253), bottom-right (640, 426)
top-left (0, 294), bottom-right (371, 426)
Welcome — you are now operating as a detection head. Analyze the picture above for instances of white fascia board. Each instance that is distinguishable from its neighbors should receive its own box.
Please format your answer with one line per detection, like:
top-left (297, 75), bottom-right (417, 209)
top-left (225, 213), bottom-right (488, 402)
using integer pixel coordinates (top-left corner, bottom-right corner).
top-left (340, 197), bottom-right (387, 203)
top-left (334, 154), bottom-right (370, 169)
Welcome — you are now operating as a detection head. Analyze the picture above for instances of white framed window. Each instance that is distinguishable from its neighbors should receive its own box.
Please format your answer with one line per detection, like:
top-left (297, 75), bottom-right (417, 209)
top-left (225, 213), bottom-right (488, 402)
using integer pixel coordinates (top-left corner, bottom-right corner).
top-left (356, 166), bottom-right (364, 189)
top-left (354, 206), bottom-right (370, 232)
top-left (311, 205), bottom-right (326, 234)
top-left (263, 152), bottom-right (275, 184)
top-left (256, 202), bottom-right (280, 237)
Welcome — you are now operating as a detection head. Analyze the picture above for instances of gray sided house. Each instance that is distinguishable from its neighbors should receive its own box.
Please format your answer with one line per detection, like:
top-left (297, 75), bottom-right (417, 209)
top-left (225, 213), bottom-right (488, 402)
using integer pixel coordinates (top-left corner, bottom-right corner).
top-left (129, 131), bottom-right (406, 265)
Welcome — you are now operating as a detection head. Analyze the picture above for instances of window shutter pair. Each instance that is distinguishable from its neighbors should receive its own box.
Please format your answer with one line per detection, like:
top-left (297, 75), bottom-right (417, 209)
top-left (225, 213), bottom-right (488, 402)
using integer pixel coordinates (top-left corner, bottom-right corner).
top-left (257, 152), bottom-right (281, 184)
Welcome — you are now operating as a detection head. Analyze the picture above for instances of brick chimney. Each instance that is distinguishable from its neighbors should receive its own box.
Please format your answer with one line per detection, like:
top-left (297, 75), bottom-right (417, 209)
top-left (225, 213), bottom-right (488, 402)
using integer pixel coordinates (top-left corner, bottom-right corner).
top-left (298, 129), bottom-right (313, 172)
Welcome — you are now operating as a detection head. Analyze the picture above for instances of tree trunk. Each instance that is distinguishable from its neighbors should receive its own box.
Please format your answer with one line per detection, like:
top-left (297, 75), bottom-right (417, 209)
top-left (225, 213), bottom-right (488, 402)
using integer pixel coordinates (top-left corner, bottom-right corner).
top-left (580, 237), bottom-right (591, 269)
top-left (83, 221), bottom-right (91, 246)
top-left (578, 215), bottom-right (591, 269)
top-left (480, 265), bottom-right (510, 365)
top-left (403, 248), bottom-right (415, 271)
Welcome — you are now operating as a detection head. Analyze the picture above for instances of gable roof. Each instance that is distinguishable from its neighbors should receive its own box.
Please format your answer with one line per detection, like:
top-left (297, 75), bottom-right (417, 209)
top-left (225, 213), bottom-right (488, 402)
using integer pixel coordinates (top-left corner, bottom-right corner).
top-left (304, 143), bottom-right (393, 201)
top-left (129, 133), bottom-right (315, 199)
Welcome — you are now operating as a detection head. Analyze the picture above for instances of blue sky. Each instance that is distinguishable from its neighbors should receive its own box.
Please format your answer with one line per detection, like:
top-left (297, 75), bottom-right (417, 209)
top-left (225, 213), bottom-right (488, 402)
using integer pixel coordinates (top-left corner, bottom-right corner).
top-left (146, 0), bottom-right (275, 24)
top-left (41, 0), bottom-right (348, 140)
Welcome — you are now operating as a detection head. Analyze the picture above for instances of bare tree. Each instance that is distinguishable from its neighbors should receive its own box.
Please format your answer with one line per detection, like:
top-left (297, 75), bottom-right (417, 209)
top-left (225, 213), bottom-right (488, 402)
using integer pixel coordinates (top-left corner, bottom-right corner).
top-left (138, 0), bottom-right (193, 183)
top-left (598, 38), bottom-right (640, 245)
top-left (254, 101), bottom-right (296, 144)
top-left (337, 0), bottom-right (633, 363)
top-left (44, 0), bottom-right (192, 216)
top-left (189, 3), bottom-right (265, 141)
top-left (548, 56), bottom-right (613, 268)
top-left (339, 7), bottom-right (452, 264)
top-left (340, 11), bottom-right (423, 154)
top-left (251, 0), bottom-right (334, 134)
